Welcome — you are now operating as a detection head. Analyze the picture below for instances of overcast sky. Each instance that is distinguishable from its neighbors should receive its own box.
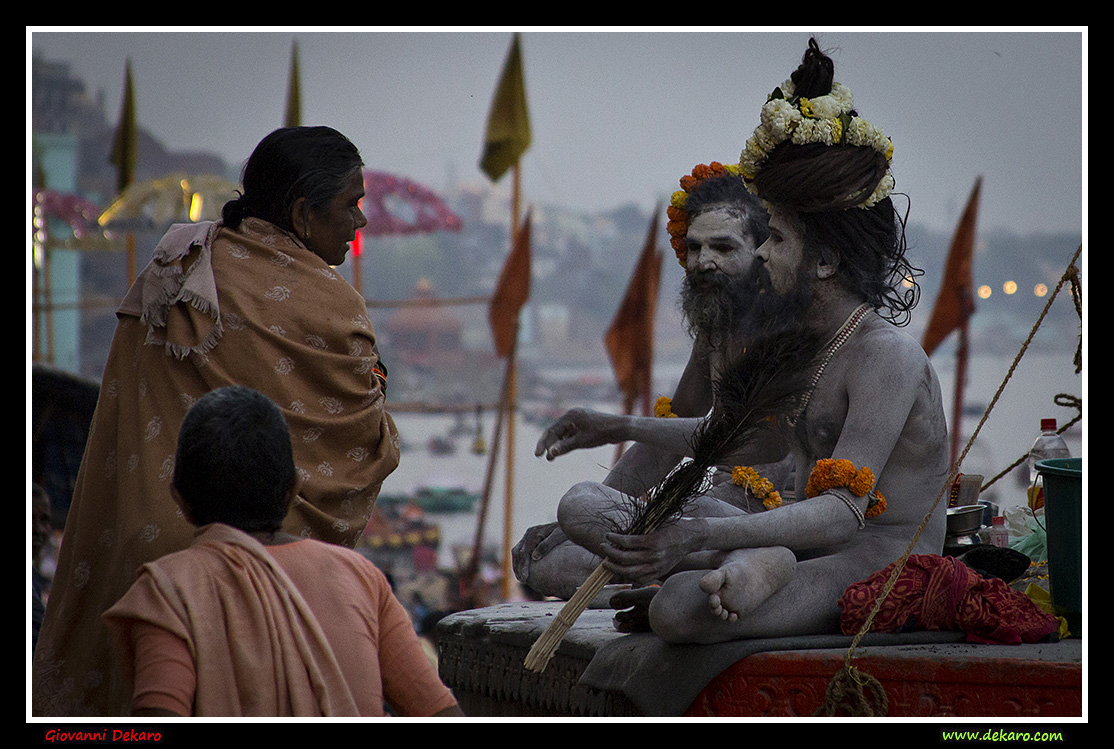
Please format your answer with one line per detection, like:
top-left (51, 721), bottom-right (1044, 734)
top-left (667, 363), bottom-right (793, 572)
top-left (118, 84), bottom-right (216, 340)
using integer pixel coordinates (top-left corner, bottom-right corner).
top-left (28, 27), bottom-right (1085, 237)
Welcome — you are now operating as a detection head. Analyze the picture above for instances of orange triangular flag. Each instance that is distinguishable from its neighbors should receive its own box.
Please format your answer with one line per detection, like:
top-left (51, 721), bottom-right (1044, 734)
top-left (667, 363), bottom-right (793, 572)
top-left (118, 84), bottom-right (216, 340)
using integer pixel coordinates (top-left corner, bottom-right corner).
top-left (922, 177), bottom-right (982, 356)
top-left (488, 210), bottom-right (532, 358)
top-left (604, 209), bottom-right (663, 414)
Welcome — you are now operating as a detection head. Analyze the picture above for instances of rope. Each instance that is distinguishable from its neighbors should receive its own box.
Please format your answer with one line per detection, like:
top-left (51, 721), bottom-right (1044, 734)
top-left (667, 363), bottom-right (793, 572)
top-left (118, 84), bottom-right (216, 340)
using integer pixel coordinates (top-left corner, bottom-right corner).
top-left (815, 665), bottom-right (889, 717)
top-left (1067, 263), bottom-right (1083, 373)
top-left (978, 253), bottom-right (1082, 494)
top-left (980, 393), bottom-right (1082, 493)
top-left (816, 243), bottom-right (1082, 717)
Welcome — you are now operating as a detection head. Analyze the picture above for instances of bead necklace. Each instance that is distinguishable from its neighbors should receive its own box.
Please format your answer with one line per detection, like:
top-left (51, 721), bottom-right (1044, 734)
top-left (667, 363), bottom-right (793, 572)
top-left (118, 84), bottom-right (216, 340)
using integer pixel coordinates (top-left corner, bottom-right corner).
top-left (788, 303), bottom-right (872, 426)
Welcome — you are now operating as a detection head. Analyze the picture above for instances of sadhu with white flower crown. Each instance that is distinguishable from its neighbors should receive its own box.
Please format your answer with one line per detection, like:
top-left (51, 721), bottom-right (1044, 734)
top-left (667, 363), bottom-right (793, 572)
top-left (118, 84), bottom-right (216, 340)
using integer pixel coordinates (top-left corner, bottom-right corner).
top-left (33, 126), bottom-right (401, 716)
top-left (515, 37), bottom-right (972, 644)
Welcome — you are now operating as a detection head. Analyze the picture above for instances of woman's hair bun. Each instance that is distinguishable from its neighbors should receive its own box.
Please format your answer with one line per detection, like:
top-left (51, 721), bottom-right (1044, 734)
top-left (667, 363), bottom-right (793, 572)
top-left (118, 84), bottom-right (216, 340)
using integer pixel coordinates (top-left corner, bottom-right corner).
top-left (221, 194), bottom-right (250, 228)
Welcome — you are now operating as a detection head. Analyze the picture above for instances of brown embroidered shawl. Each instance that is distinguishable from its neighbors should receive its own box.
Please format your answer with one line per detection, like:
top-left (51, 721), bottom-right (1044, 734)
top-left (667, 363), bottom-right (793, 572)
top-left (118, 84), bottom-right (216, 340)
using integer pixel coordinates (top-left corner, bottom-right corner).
top-left (33, 218), bottom-right (400, 716)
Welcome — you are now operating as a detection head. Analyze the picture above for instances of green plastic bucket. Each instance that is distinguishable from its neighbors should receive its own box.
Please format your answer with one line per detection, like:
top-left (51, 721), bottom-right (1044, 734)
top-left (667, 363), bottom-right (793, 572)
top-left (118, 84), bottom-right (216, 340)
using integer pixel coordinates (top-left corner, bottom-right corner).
top-left (1036, 457), bottom-right (1083, 633)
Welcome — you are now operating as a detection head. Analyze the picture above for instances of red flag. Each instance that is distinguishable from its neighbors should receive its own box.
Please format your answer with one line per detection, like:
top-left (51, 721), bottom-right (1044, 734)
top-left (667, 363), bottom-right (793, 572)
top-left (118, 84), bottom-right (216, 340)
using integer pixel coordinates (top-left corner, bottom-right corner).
top-left (604, 209), bottom-right (663, 414)
top-left (488, 210), bottom-right (532, 358)
top-left (922, 177), bottom-right (982, 356)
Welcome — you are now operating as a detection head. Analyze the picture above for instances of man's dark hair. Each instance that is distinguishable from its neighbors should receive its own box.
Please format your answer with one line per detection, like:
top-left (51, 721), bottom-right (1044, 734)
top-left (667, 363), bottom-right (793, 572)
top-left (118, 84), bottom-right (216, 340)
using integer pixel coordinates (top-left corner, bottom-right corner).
top-left (173, 386), bottom-right (296, 533)
top-left (684, 174), bottom-right (770, 249)
top-left (796, 192), bottom-right (920, 326)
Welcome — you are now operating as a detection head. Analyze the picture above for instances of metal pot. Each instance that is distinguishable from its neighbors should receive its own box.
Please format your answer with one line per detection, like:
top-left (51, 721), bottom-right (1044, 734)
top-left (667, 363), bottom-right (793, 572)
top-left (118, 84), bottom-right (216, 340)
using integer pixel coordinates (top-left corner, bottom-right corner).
top-left (946, 504), bottom-right (985, 536)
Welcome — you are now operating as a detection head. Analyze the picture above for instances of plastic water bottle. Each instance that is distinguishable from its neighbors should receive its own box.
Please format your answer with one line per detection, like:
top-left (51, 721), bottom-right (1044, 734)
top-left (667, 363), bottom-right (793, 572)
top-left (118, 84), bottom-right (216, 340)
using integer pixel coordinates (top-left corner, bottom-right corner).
top-left (1026, 418), bottom-right (1071, 510)
top-left (987, 516), bottom-right (1009, 548)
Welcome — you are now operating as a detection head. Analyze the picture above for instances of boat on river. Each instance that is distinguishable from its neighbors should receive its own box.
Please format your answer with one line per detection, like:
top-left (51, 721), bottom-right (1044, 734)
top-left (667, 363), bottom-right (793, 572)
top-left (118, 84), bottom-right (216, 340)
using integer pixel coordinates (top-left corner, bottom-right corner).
top-left (378, 485), bottom-right (480, 514)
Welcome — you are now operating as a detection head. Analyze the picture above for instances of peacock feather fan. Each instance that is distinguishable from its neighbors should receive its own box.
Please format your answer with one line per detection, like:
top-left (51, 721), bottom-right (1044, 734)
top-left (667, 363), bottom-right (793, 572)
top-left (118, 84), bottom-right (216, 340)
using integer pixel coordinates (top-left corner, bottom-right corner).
top-left (623, 323), bottom-right (826, 536)
top-left (524, 322), bottom-right (827, 673)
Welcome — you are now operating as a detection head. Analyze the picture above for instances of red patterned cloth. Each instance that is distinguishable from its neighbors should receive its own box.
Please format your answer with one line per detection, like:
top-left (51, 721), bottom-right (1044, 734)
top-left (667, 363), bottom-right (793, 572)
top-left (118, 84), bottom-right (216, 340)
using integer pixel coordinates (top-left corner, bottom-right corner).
top-left (838, 554), bottom-right (1061, 645)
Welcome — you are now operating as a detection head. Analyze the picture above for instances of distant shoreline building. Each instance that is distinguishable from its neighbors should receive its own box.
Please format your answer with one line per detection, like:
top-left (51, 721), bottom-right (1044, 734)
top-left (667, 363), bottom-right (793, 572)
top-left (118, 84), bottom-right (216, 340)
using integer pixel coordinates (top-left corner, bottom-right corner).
top-left (31, 49), bottom-right (236, 379)
top-left (381, 279), bottom-right (465, 371)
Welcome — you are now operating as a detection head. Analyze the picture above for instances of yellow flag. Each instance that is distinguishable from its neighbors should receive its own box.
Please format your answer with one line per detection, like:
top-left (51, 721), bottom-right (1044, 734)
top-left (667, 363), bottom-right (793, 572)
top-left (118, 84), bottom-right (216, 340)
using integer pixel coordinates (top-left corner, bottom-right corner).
top-left (480, 34), bottom-right (531, 182)
top-left (284, 42), bottom-right (302, 128)
top-left (109, 60), bottom-right (137, 196)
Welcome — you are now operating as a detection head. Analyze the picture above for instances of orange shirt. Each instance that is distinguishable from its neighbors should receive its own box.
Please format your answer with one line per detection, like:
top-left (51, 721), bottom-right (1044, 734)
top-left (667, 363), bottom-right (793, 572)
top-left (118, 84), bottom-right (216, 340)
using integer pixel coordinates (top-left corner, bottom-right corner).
top-left (110, 529), bottom-right (457, 717)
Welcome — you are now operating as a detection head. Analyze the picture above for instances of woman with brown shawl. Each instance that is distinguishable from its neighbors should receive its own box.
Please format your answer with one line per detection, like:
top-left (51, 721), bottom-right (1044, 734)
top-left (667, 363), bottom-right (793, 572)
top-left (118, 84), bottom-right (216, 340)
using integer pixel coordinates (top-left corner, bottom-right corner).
top-left (33, 127), bottom-right (401, 716)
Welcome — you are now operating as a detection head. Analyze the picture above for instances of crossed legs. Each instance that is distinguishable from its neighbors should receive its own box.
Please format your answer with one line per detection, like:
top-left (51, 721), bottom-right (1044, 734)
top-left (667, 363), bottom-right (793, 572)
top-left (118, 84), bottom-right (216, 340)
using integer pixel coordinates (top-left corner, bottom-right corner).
top-left (649, 547), bottom-right (895, 644)
top-left (531, 480), bottom-right (889, 645)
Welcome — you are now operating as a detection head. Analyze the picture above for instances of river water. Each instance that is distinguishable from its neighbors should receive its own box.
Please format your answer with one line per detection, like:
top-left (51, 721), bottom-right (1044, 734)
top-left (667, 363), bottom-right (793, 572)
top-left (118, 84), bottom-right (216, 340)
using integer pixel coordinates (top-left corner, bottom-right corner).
top-left (381, 349), bottom-right (1085, 571)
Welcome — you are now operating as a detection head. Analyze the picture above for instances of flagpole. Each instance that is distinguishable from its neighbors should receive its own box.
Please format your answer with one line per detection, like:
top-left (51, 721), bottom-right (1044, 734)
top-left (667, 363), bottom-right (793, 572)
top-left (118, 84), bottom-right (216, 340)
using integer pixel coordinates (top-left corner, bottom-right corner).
top-left (502, 162), bottom-right (522, 600)
top-left (466, 350), bottom-right (513, 601)
top-left (43, 241), bottom-right (55, 363)
top-left (127, 233), bottom-right (136, 287)
top-left (951, 320), bottom-right (969, 470)
top-left (479, 32), bottom-right (531, 601)
top-left (611, 391), bottom-right (636, 466)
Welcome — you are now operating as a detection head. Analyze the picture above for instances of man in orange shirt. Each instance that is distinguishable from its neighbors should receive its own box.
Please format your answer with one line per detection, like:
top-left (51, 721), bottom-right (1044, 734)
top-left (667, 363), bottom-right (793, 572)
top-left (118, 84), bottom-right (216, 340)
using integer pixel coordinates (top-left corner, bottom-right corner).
top-left (103, 385), bottom-right (463, 717)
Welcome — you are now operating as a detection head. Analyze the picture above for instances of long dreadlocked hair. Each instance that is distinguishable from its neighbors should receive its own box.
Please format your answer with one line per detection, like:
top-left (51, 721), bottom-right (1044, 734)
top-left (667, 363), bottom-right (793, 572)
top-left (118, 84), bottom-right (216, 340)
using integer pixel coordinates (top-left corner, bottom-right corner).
top-left (753, 39), bottom-right (923, 327)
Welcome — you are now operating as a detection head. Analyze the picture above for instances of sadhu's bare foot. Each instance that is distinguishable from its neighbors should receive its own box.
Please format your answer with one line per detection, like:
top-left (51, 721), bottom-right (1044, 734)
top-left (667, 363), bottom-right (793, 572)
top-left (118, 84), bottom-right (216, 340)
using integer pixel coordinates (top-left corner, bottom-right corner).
top-left (698, 547), bottom-right (796, 622)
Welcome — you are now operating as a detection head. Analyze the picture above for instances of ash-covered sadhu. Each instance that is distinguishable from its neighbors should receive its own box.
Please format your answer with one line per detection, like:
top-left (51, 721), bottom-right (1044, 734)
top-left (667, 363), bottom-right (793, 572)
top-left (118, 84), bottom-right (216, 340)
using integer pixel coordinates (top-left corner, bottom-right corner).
top-left (515, 37), bottom-right (956, 644)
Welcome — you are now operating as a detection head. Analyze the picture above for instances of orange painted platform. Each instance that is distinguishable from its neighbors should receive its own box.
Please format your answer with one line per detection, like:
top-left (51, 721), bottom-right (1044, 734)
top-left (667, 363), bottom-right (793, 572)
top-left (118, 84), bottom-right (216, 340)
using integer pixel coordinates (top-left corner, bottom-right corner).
top-left (684, 641), bottom-right (1082, 717)
top-left (436, 602), bottom-right (1083, 718)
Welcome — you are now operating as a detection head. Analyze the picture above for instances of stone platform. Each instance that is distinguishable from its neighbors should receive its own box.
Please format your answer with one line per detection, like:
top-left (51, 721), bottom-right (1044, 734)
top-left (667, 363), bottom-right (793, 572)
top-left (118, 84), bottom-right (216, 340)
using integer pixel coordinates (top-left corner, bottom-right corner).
top-left (434, 601), bottom-right (1083, 718)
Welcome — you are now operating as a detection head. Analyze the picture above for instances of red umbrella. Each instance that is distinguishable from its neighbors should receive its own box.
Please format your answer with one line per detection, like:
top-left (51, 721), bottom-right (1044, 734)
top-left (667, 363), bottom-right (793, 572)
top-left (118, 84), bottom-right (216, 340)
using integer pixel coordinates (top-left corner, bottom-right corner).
top-left (360, 170), bottom-right (462, 239)
top-left (352, 171), bottom-right (463, 295)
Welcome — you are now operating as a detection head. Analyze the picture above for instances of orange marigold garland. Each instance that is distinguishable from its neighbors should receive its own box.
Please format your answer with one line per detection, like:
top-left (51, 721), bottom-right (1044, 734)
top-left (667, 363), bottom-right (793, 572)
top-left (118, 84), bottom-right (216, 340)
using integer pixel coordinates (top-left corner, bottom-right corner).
top-left (667, 162), bottom-right (744, 268)
top-left (866, 494), bottom-right (886, 518)
top-left (831, 458), bottom-right (856, 488)
top-left (848, 466), bottom-right (875, 497)
top-left (654, 396), bottom-right (678, 418)
top-left (805, 458), bottom-right (886, 518)
top-left (731, 465), bottom-right (782, 510)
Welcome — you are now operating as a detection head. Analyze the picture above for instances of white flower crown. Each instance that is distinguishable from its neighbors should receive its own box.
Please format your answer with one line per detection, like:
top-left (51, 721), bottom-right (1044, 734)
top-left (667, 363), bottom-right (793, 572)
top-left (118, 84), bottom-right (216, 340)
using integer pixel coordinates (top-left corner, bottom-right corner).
top-left (739, 79), bottom-right (895, 209)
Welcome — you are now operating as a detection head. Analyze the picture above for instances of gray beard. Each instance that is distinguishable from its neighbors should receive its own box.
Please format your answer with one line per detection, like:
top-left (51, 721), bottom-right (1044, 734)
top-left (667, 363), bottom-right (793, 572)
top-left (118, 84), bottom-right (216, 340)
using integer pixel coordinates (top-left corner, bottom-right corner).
top-left (679, 269), bottom-right (756, 340)
top-left (680, 264), bottom-right (813, 343)
top-left (740, 266), bottom-right (814, 341)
